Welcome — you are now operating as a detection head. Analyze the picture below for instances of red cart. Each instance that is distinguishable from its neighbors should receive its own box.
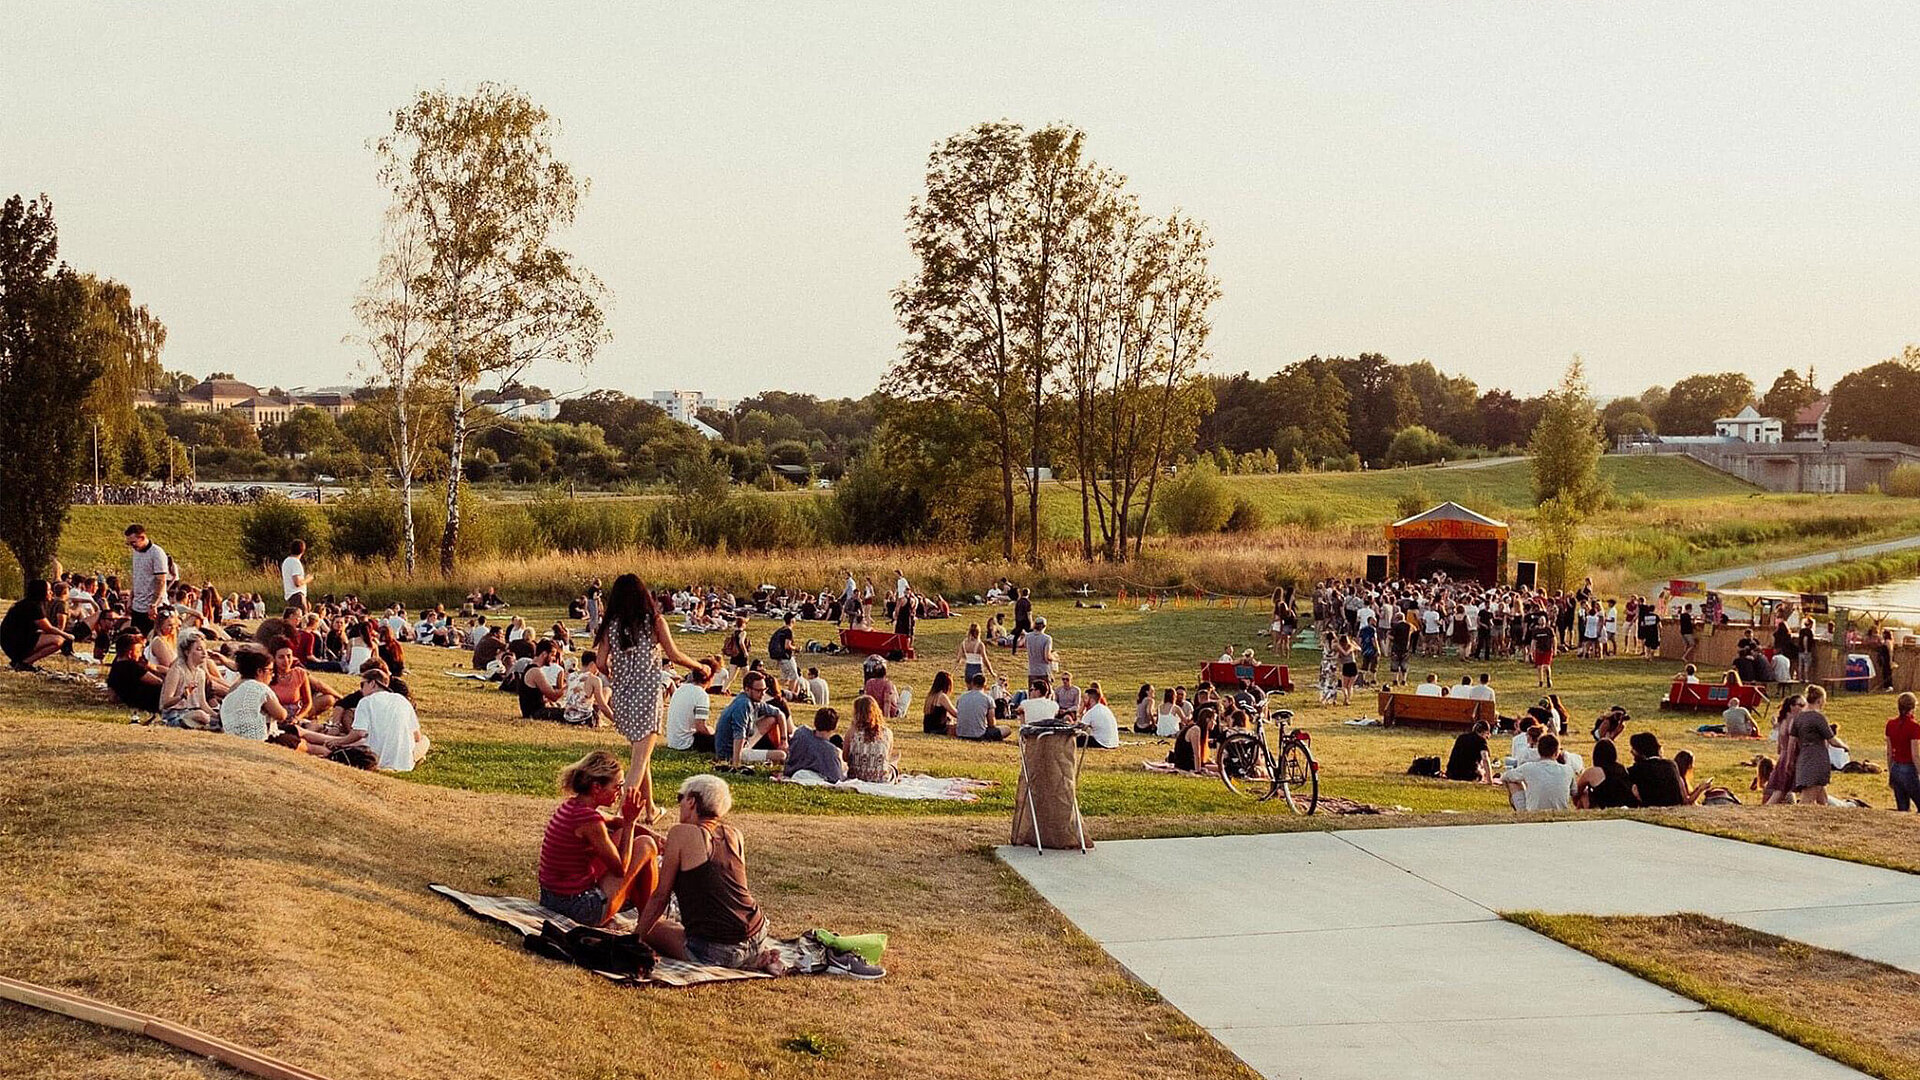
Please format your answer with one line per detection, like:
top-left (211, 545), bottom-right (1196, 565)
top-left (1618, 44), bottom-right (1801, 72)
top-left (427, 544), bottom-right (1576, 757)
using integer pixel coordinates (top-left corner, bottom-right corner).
top-left (1199, 661), bottom-right (1293, 694)
top-left (840, 627), bottom-right (916, 660)
top-left (1659, 680), bottom-right (1767, 712)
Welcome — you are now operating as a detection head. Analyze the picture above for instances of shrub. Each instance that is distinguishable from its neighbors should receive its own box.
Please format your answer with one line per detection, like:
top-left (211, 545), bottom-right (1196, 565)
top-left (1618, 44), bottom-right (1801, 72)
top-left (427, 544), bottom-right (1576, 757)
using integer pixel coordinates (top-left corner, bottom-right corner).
top-left (1285, 503), bottom-right (1332, 530)
top-left (1224, 496), bottom-right (1266, 533)
top-left (1393, 481), bottom-right (1434, 522)
top-left (1384, 425), bottom-right (1457, 468)
top-left (238, 495), bottom-right (324, 570)
top-left (1886, 465), bottom-right (1920, 498)
top-left (1155, 460), bottom-right (1235, 535)
top-left (325, 489), bottom-right (407, 563)
top-left (526, 489), bottom-right (636, 553)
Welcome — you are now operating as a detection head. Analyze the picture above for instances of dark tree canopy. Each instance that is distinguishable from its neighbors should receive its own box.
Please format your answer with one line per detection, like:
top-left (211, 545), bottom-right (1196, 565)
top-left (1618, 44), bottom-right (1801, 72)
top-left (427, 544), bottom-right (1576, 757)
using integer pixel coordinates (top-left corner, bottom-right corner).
top-left (1758, 367), bottom-right (1821, 425)
top-left (0, 194), bottom-right (105, 578)
top-left (1827, 352), bottom-right (1920, 442)
top-left (1657, 372), bottom-right (1755, 435)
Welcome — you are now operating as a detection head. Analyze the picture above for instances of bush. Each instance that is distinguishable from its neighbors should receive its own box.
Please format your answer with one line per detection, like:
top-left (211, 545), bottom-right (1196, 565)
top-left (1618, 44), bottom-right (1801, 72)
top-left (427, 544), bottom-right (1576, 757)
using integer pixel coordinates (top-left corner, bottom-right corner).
top-left (325, 489), bottom-right (407, 563)
top-left (239, 494), bottom-right (325, 570)
top-left (1886, 465), bottom-right (1920, 498)
top-left (1224, 496), bottom-right (1266, 533)
top-left (526, 489), bottom-right (637, 553)
top-left (1155, 460), bottom-right (1235, 535)
top-left (1393, 481), bottom-right (1434, 522)
top-left (1285, 503), bottom-right (1333, 530)
top-left (1384, 425), bottom-right (1457, 468)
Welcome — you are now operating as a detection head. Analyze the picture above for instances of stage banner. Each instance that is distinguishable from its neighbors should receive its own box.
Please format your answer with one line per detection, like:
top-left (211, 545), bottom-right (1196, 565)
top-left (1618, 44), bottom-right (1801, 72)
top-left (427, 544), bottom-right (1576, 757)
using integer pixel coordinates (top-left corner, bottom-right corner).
top-left (1668, 579), bottom-right (1707, 600)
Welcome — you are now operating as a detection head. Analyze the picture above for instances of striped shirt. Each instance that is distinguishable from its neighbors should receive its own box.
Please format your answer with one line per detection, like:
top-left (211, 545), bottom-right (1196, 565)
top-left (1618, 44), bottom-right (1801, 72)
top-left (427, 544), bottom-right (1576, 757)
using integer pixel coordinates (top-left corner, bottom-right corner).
top-left (538, 799), bottom-right (608, 895)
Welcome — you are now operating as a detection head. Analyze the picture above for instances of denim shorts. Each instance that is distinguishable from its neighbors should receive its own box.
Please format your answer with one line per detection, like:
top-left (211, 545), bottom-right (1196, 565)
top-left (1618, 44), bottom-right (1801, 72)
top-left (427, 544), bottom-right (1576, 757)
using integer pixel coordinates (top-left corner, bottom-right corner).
top-left (685, 925), bottom-right (769, 969)
top-left (540, 885), bottom-right (608, 926)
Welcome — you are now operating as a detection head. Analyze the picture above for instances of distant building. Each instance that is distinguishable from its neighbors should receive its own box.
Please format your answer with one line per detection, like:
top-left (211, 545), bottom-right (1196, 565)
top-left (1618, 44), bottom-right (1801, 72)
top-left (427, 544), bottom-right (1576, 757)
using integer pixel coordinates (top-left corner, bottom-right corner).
top-left (1793, 398), bottom-right (1830, 442)
top-left (649, 389), bottom-right (735, 425)
top-left (492, 397), bottom-right (561, 421)
top-left (1712, 405), bottom-right (1782, 444)
top-left (158, 378), bottom-right (356, 430)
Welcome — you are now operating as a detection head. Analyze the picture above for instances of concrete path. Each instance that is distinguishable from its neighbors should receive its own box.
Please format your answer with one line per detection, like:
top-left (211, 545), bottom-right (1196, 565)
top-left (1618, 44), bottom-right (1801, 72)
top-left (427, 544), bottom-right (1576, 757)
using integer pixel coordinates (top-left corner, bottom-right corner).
top-left (1696, 532), bottom-right (1920, 588)
top-left (1001, 820), bottom-right (1920, 1079)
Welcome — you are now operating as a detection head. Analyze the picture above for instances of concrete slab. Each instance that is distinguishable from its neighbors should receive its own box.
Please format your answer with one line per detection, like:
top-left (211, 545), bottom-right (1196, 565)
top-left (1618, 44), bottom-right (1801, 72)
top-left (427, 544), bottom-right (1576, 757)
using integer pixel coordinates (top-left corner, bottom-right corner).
top-left (1104, 919), bottom-right (1697, 1030)
top-left (998, 831), bottom-right (1493, 943)
top-left (1340, 819), bottom-right (1920, 916)
top-left (1000, 821), bottom-right (1902, 1080)
top-left (1729, 901), bottom-right (1920, 974)
top-left (1215, 1012), bottom-right (1870, 1080)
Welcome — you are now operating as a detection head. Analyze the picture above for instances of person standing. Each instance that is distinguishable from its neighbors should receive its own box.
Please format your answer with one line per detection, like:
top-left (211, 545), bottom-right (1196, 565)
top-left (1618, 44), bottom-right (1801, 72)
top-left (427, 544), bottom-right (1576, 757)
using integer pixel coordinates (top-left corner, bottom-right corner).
top-left (594, 573), bottom-right (710, 821)
top-left (123, 523), bottom-right (170, 635)
top-left (767, 613), bottom-right (799, 694)
top-left (1886, 692), bottom-right (1920, 812)
top-left (1024, 616), bottom-right (1056, 685)
top-left (281, 539), bottom-right (311, 610)
top-left (1790, 685), bottom-right (1842, 805)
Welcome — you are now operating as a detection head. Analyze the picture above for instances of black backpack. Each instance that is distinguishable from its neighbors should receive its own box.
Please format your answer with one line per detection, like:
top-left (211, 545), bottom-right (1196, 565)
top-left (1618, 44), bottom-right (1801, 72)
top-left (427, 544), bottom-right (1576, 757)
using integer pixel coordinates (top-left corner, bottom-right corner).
top-left (526, 920), bottom-right (656, 981)
top-left (1407, 755), bottom-right (1443, 777)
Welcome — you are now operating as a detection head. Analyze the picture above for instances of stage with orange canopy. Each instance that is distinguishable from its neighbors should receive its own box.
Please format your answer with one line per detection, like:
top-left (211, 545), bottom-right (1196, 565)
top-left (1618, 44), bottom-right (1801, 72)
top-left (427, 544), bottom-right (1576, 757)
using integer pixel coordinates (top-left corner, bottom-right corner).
top-left (1384, 502), bottom-right (1509, 586)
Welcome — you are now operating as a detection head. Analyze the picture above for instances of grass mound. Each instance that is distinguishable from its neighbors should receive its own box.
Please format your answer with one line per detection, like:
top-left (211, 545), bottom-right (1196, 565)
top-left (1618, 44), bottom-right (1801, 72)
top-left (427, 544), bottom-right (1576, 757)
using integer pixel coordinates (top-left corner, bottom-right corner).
top-left (0, 714), bottom-right (1254, 1080)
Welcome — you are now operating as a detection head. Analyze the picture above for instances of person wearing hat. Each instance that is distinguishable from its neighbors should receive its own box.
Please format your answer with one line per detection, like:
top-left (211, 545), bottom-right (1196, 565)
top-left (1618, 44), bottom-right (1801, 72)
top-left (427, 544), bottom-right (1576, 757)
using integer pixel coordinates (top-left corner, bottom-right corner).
top-left (1024, 616), bottom-right (1055, 685)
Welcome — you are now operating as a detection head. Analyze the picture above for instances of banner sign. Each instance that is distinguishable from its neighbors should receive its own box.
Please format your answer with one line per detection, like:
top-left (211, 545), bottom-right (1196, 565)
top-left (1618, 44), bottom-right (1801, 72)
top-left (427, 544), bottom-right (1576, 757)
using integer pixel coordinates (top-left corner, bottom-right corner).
top-left (1668, 579), bottom-right (1707, 599)
top-left (1386, 519), bottom-right (1502, 540)
top-left (1800, 593), bottom-right (1830, 614)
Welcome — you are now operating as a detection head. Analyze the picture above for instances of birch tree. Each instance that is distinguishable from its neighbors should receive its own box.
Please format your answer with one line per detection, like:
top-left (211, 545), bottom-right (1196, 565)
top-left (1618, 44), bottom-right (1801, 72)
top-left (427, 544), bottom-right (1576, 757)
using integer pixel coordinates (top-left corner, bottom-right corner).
top-left (375, 84), bottom-right (607, 574)
top-left (353, 212), bottom-right (436, 573)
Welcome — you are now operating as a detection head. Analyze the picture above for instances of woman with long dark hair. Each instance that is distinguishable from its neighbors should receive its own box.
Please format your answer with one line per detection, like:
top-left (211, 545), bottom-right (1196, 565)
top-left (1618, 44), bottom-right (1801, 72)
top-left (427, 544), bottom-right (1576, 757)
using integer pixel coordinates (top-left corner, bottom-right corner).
top-left (594, 573), bottom-right (708, 820)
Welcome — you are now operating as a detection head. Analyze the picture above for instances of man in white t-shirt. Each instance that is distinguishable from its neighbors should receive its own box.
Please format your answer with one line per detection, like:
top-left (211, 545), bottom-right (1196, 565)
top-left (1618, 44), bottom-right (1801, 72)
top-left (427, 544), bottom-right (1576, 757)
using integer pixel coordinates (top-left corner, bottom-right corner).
top-left (1079, 684), bottom-right (1119, 749)
top-left (1018, 679), bottom-right (1060, 724)
top-left (805, 666), bottom-right (830, 708)
top-left (281, 539), bottom-right (311, 608)
top-left (352, 669), bottom-right (428, 771)
top-left (1414, 674), bottom-right (1444, 697)
top-left (665, 667), bottom-right (715, 753)
top-left (1503, 733), bottom-right (1577, 811)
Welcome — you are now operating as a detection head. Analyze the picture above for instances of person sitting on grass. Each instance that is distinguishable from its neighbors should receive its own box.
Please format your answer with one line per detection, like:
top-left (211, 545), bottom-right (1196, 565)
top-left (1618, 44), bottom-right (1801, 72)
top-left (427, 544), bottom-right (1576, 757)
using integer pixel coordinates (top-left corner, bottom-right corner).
top-left (1018, 678), bottom-right (1060, 724)
top-left (1133, 684), bottom-right (1157, 734)
top-left (782, 707), bottom-right (846, 783)
top-left (106, 630), bottom-right (166, 715)
top-left (1502, 732), bottom-right (1576, 811)
top-left (863, 659), bottom-right (902, 719)
top-left (218, 647), bottom-right (288, 742)
top-left (665, 663), bottom-right (716, 754)
top-left (1672, 749), bottom-right (1722, 805)
top-left (1167, 706), bottom-right (1209, 774)
top-left (561, 649), bottom-right (613, 728)
top-left (634, 774), bottom-right (787, 973)
top-left (538, 750), bottom-right (658, 928)
top-left (1575, 738), bottom-right (1639, 809)
top-left (921, 670), bottom-right (955, 735)
top-left (954, 672), bottom-right (1006, 741)
top-left (348, 666), bottom-right (430, 770)
top-left (1054, 671), bottom-right (1083, 718)
top-left (1444, 720), bottom-right (1494, 783)
top-left (160, 631), bottom-right (228, 729)
top-left (712, 671), bottom-right (787, 772)
top-left (1, 579), bottom-right (72, 672)
top-left (1079, 682), bottom-right (1119, 749)
top-left (846, 694), bottom-right (899, 781)
top-left (1626, 731), bottom-right (1686, 807)
top-left (269, 637), bottom-right (336, 722)
top-left (518, 637), bottom-right (567, 722)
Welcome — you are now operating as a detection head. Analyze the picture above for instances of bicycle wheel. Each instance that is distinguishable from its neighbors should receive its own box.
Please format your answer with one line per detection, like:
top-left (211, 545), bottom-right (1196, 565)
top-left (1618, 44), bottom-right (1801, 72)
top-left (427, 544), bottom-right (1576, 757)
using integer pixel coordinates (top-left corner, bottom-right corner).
top-left (1277, 738), bottom-right (1319, 815)
top-left (1218, 732), bottom-right (1279, 801)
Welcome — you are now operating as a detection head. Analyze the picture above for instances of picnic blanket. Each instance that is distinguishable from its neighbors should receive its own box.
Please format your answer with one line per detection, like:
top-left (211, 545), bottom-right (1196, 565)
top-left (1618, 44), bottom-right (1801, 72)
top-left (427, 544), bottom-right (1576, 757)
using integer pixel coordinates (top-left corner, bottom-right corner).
top-left (1142, 761), bottom-right (1219, 777)
top-left (444, 670), bottom-right (495, 682)
top-left (776, 770), bottom-right (993, 801)
top-left (430, 885), bottom-right (842, 987)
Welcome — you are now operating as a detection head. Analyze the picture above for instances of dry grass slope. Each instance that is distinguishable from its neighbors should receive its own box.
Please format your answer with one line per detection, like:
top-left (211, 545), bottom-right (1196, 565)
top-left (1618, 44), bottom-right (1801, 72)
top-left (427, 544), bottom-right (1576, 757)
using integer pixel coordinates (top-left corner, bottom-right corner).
top-left (0, 715), bottom-right (1258, 1080)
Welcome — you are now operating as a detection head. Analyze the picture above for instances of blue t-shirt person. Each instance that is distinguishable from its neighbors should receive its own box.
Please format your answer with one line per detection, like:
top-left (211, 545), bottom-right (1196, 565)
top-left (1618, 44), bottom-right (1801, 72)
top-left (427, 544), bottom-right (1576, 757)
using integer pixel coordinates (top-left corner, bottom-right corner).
top-left (712, 691), bottom-right (756, 761)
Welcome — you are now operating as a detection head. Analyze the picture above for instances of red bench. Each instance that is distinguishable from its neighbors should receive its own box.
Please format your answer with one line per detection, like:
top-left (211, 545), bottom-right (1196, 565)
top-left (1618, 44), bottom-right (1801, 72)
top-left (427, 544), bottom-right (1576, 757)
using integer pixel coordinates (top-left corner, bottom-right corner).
top-left (839, 628), bottom-right (915, 660)
top-left (1199, 661), bottom-right (1293, 693)
top-left (1377, 690), bottom-right (1495, 730)
top-left (1660, 680), bottom-right (1766, 712)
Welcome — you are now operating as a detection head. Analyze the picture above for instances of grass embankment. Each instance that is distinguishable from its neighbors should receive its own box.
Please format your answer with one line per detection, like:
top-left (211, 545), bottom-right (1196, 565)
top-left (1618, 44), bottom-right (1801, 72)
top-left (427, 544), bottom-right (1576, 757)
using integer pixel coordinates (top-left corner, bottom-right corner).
top-left (1776, 551), bottom-right (1920, 595)
top-left (1509, 912), bottom-right (1920, 1080)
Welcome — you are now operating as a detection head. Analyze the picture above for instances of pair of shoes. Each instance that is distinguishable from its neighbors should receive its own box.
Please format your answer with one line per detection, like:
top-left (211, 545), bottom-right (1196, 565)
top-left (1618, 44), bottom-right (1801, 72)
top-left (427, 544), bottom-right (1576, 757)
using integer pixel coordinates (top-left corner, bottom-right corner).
top-left (824, 948), bottom-right (885, 979)
top-left (10, 661), bottom-right (40, 673)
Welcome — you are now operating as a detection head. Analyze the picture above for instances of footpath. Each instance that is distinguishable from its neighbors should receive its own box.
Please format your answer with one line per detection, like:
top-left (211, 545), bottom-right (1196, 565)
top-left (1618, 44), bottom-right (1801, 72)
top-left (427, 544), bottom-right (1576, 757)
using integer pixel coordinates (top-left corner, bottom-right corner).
top-left (1003, 819), bottom-right (1920, 1080)
top-left (1696, 532), bottom-right (1920, 589)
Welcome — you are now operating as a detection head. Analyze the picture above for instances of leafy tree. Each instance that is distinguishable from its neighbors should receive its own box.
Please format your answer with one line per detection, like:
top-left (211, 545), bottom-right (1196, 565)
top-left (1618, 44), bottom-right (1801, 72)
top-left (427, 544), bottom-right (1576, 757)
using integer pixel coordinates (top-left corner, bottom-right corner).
top-left (0, 194), bottom-right (103, 578)
top-left (1477, 388), bottom-right (1540, 450)
top-left (1384, 425), bottom-right (1456, 467)
top-left (76, 275), bottom-right (167, 480)
top-left (1657, 372), bottom-right (1755, 435)
top-left (1827, 348), bottom-right (1920, 442)
top-left (1402, 361), bottom-right (1482, 448)
top-left (1533, 494), bottom-right (1585, 592)
top-left (264, 407), bottom-right (344, 457)
top-left (238, 494), bottom-right (325, 570)
top-left (1759, 367), bottom-right (1821, 425)
top-left (1602, 408), bottom-right (1658, 444)
top-left (1329, 353), bottom-right (1419, 464)
top-left (376, 83), bottom-right (608, 574)
top-left (1153, 458), bottom-right (1234, 535)
top-left (1529, 356), bottom-right (1604, 506)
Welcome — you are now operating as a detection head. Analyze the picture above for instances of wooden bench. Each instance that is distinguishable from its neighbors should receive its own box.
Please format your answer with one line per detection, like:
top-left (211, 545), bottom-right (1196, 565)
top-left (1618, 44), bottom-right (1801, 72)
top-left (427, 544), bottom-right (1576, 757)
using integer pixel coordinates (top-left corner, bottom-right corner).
top-left (839, 628), bottom-right (915, 660)
top-left (1377, 690), bottom-right (1495, 730)
top-left (1199, 661), bottom-right (1293, 693)
top-left (1658, 680), bottom-right (1766, 712)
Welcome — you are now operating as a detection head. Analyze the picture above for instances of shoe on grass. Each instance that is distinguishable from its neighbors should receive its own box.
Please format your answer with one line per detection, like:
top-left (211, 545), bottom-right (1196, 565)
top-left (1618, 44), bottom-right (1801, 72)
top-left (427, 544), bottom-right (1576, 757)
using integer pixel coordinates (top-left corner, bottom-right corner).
top-left (825, 948), bottom-right (885, 979)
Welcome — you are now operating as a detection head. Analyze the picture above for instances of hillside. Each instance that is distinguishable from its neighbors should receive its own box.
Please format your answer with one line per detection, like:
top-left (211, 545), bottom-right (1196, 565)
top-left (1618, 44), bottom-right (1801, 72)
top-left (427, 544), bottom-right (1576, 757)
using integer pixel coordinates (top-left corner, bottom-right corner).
top-left (0, 712), bottom-right (1250, 1080)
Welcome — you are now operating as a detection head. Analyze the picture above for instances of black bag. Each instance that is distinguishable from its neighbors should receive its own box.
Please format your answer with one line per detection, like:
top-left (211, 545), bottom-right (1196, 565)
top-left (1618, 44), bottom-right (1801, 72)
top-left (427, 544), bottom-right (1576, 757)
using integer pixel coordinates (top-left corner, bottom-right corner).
top-left (1407, 755), bottom-right (1442, 777)
top-left (526, 920), bottom-right (656, 980)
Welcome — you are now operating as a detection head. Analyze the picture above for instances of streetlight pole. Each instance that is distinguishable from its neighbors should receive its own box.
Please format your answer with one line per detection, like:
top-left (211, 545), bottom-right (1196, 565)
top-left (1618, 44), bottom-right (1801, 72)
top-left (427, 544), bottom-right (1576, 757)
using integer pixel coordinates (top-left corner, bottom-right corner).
top-left (91, 419), bottom-right (100, 500)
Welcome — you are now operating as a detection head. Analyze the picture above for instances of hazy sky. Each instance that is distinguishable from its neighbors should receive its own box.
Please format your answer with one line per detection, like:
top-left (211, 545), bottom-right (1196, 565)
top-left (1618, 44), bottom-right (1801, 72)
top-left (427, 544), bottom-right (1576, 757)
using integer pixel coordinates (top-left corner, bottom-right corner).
top-left (9, 2), bottom-right (1918, 403)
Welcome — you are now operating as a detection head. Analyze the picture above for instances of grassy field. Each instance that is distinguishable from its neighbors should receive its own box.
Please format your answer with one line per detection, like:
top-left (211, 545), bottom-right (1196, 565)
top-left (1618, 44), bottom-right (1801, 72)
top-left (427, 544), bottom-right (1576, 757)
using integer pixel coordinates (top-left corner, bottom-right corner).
top-left (12, 596), bottom-right (1920, 1078)
top-left (1511, 912), bottom-right (1920, 1080)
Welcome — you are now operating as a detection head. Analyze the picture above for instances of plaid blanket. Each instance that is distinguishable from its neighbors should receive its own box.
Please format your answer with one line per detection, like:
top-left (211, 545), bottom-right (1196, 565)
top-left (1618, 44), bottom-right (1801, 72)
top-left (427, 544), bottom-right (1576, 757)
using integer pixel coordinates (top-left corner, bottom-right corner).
top-left (429, 885), bottom-right (831, 987)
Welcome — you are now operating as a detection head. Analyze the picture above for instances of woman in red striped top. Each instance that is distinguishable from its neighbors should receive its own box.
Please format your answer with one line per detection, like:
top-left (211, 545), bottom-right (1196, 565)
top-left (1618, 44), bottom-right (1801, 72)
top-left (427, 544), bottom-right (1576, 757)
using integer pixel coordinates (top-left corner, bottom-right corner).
top-left (538, 751), bottom-right (657, 926)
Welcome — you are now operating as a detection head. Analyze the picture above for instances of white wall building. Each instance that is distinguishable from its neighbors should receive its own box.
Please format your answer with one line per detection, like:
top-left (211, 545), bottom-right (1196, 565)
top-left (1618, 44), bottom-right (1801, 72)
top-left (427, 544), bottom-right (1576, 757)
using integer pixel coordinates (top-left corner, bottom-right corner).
top-left (493, 398), bottom-right (561, 421)
top-left (649, 389), bottom-right (735, 424)
top-left (1713, 405), bottom-right (1782, 444)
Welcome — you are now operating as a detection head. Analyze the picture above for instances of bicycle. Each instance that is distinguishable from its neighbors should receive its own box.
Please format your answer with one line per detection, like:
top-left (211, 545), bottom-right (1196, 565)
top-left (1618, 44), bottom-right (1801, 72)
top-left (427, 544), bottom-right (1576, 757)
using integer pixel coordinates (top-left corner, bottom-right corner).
top-left (1217, 698), bottom-right (1319, 814)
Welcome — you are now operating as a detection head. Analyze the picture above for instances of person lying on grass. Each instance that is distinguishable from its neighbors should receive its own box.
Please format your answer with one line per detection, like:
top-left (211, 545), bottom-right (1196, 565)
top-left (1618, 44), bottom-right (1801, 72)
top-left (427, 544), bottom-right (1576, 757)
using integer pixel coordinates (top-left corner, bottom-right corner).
top-left (633, 774), bottom-right (784, 973)
top-left (538, 750), bottom-right (659, 928)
